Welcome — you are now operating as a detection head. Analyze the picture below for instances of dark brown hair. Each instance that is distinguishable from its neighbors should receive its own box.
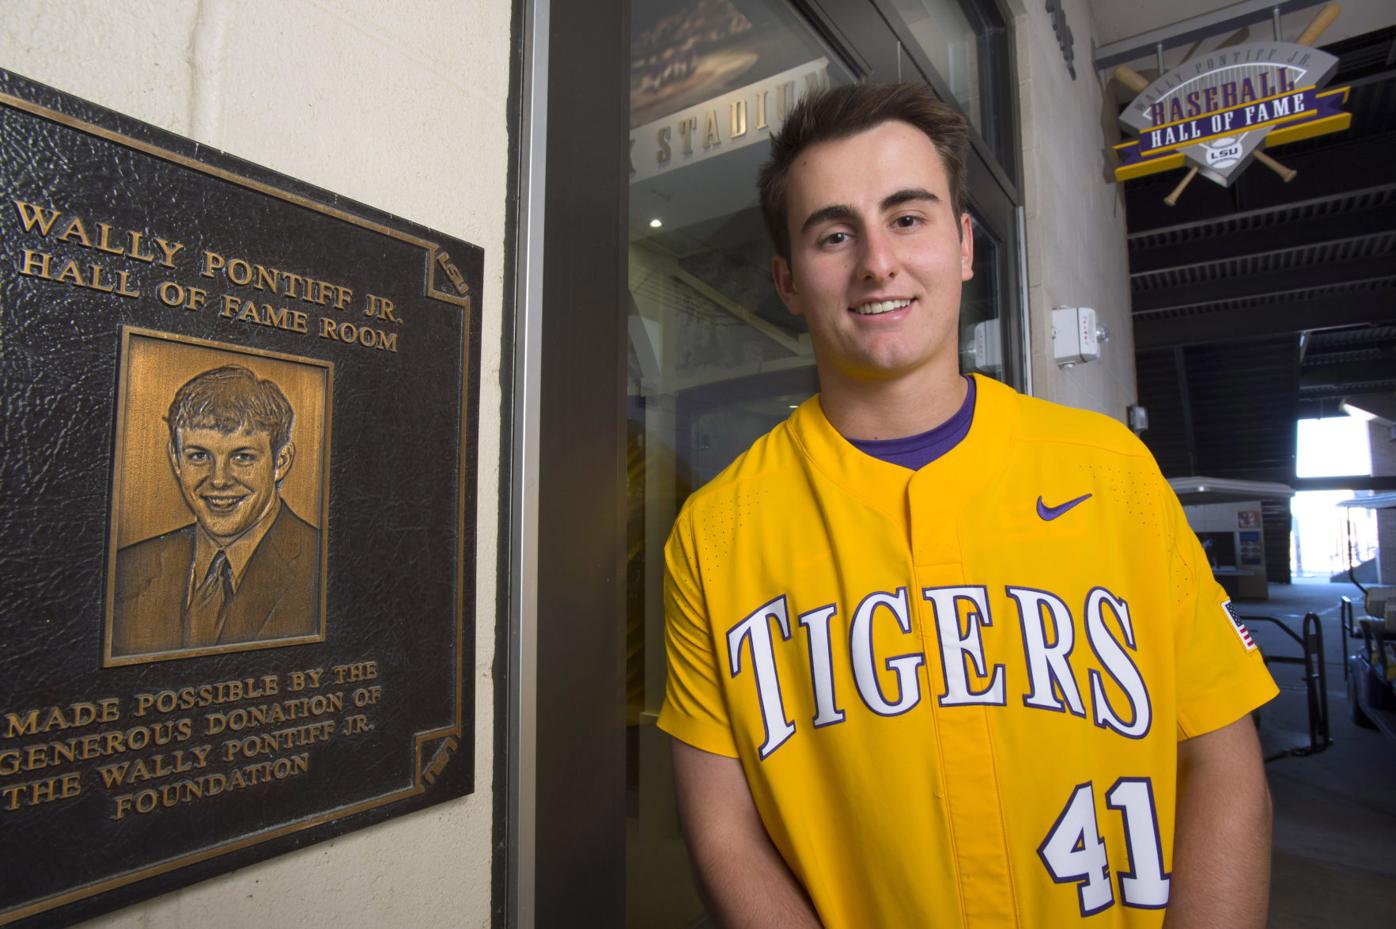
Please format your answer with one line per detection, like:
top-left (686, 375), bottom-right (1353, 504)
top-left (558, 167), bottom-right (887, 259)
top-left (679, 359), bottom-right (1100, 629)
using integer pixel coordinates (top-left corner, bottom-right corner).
top-left (166, 365), bottom-right (295, 454)
top-left (758, 82), bottom-right (970, 261)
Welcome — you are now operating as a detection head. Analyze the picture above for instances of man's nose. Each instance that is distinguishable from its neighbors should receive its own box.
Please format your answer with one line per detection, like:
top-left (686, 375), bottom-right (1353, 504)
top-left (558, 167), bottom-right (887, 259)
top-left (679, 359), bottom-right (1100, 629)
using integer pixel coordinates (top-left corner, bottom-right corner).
top-left (209, 455), bottom-right (234, 486)
top-left (858, 226), bottom-right (898, 282)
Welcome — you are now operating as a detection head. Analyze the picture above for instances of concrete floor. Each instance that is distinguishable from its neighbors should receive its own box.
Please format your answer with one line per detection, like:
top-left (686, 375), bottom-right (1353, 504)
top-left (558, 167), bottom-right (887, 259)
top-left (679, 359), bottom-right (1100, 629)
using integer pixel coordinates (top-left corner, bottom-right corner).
top-left (1240, 579), bottom-right (1396, 929)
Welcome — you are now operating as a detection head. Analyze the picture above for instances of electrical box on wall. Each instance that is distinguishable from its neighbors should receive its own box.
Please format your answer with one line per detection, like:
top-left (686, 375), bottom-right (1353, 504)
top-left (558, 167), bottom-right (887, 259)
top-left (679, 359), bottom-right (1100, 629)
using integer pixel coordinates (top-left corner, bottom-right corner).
top-left (964, 318), bottom-right (1002, 373)
top-left (1052, 306), bottom-right (1108, 367)
top-left (1127, 404), bottom-right (1149, 434)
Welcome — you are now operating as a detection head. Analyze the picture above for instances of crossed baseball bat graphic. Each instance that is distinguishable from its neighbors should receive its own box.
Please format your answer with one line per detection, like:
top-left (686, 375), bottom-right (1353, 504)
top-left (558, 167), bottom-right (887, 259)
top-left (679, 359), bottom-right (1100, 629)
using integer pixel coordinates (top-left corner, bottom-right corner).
top-left (1113, 3), bottom-right (1341, 206)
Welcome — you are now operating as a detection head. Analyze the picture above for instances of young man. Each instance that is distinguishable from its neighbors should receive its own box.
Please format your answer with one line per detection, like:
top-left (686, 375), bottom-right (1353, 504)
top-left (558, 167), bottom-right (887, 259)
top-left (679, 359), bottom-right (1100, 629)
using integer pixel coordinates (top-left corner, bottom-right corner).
top-left (657, 83), bottom-right (1277, 929)
top-left (112, 364), bottom-right (320, 657)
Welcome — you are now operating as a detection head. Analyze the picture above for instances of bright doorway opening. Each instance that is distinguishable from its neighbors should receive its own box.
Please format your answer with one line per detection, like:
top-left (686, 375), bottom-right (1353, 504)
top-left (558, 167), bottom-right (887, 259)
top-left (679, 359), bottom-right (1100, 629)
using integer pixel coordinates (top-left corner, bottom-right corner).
top-left (1291, 414), bottom-right (1376, 581)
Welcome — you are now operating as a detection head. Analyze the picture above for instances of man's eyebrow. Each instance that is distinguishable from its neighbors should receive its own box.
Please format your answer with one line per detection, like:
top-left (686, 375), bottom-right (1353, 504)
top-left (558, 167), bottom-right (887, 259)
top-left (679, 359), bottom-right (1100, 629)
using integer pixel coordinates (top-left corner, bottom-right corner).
top-left (882, 187), bottom-right (939, 211)
top-left (799, 189), bottom-right (943, 236)
top-left (799, 203), bottom-right (855, 236)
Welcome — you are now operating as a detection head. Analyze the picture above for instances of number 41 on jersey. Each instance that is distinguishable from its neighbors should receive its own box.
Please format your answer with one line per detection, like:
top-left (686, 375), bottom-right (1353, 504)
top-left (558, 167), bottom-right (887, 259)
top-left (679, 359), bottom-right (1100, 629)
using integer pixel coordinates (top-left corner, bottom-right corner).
top-left (1038, 777), bottom-right (1171, 916)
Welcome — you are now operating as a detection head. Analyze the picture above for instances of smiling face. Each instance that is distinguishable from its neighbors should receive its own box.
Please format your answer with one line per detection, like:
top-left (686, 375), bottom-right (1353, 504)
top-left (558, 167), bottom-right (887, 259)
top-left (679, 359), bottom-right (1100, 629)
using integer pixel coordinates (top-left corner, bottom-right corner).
top-left (772, 119), bottom-right (973, 394)
top-left (168, 426), bottom-right (293, 544)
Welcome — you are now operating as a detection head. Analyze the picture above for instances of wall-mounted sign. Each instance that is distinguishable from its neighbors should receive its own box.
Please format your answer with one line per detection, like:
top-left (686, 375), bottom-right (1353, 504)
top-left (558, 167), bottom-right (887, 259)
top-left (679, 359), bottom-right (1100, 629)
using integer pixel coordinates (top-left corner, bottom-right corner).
top-left (1045, 0), bottom-right (1077, 80)
top-left (0, 70), bottom-right (479, 928)
top-left (1114, 42), bottom-right (1349, 186)
top-left (1238, 531), bottom-right (1264, 566)
top-left (629, 58), bottom-right (828, 184)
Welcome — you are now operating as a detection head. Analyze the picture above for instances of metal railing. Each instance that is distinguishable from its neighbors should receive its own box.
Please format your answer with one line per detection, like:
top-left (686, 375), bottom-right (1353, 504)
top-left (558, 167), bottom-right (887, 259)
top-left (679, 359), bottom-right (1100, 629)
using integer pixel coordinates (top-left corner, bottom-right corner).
top-left (1242, 611), bottom-right (1332, 761)
top-left (1341, 596), bottom-right (1355, 681)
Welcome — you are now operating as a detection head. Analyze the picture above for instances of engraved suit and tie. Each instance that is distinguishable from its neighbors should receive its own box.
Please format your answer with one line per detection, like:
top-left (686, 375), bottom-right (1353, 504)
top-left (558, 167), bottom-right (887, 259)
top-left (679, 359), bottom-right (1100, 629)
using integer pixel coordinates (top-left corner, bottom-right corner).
top-left (112, 365), bottom-right (320, 658)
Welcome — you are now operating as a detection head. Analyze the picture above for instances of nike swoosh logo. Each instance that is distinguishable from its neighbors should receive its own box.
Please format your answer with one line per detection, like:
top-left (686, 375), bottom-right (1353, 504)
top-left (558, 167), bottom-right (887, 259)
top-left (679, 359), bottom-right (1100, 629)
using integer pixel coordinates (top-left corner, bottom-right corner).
top-left (1037, 493), bottom-right (1093, 521)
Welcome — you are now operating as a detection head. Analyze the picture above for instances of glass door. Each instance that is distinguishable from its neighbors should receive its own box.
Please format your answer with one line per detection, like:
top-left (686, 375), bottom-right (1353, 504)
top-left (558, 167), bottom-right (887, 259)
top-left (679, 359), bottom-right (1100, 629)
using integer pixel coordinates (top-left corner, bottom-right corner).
top-left (625, 4), bottom-right (853, 925)
top-left (523, 2), bottom-right (1023, 926)
top-left (621, 3), bottom-right (1021, 926)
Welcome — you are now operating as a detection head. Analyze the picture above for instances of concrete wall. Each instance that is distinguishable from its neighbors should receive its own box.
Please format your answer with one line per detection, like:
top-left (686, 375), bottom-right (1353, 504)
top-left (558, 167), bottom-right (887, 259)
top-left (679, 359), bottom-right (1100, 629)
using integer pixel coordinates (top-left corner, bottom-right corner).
top-left (1008, 0), bottom-right (1137, 421)
top-left (1, 1), bottom-right (511, 926)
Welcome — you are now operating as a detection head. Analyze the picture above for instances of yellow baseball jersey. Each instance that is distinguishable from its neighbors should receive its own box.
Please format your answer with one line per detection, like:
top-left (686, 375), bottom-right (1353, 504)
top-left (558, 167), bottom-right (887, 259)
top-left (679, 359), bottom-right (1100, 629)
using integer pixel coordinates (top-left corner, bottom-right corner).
top-left (658, 374), bottom-right (1277, 929)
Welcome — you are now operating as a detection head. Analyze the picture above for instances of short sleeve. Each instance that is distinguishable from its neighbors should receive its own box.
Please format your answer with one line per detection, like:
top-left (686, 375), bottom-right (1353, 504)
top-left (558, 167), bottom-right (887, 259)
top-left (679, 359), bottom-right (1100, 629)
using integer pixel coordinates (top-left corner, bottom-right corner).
top-left (656, 508), bottom-right (740, 757)
top-left (1164, 484), bottom-right (1280, 739)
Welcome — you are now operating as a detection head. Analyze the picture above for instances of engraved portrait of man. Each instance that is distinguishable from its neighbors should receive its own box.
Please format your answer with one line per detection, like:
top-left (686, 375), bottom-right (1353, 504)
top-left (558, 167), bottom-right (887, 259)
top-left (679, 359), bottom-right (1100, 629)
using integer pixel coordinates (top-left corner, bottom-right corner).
top-left (111, 364), bottom-right (321, 658)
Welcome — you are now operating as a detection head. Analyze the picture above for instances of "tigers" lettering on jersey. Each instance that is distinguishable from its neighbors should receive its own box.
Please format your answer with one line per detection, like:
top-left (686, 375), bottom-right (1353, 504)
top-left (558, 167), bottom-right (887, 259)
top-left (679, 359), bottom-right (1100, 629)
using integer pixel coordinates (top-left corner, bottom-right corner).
top-left (729, 583), bottom-right (1151, 760)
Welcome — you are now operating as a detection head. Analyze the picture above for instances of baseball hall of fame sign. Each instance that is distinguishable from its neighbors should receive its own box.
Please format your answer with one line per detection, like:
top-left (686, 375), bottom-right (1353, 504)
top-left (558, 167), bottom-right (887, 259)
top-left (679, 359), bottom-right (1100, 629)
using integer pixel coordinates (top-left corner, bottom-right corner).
top-left (1112, 39), bottom-right (1350, 198)
top-left (0, 70), bottom-right (480, 927)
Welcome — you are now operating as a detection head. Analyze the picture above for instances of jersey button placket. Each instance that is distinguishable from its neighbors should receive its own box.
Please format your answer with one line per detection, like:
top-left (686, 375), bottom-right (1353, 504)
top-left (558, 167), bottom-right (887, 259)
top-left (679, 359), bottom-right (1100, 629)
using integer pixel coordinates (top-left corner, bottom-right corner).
top-left (908, 472), bottom-right (1018, 929)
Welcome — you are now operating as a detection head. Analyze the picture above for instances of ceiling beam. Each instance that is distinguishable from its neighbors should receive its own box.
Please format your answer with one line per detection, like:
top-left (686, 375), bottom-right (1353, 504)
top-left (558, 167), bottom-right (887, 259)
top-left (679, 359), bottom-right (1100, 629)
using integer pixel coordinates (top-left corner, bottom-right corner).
top-left (1300, 360), bottom-right (1396, 388)
top-left (1129, 205), bottom-right (1396, 276)
top-left (1124, 132), bottom-right (1396, 232)
top-left (1300, 385), bottom-right (1396, 402)
top-left (1293, 475), bottom-right (1396, 492)
top-left (1134, 290), bottom-right (1396, 349)
top-left (1132, 255), bottom-right (1396, 314)
top-left (1307, 338), bottom-right (1396, 360)
top-left (1343, 392), bottom-right (1396, 422)
top-left (1128, 183), bottom-right (1396, 243)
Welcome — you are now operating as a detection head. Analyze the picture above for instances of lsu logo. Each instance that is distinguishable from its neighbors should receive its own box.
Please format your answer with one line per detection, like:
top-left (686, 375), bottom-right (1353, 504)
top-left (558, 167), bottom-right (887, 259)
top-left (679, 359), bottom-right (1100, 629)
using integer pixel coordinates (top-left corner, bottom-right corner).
top-left (1221, 600), bottom-right (1257, 651)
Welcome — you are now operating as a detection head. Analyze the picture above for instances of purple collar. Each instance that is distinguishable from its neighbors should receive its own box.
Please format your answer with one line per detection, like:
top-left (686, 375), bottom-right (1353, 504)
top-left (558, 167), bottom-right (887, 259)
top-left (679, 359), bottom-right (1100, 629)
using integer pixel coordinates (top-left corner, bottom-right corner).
top-left (846, 376), bottom-right (976, 471)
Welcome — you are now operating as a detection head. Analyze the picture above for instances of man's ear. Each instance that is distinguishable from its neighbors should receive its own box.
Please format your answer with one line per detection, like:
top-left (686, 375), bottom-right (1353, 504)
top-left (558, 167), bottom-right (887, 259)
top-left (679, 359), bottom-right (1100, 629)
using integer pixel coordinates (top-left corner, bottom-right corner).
top-left (274, 441), bottom-right (295, 484)
top-left (772, 255), bottom-right (803, 317)
top-left (167, 440), bottom-right (181, 477)
top-left (959, 212), bottom-right (975, 282)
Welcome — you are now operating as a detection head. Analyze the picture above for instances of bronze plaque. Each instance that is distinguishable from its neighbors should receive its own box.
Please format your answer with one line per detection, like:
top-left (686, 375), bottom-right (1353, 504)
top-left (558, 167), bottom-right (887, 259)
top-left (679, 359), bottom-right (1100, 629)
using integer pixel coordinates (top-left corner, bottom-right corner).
top-left (0, 70), bottom-right (479, 927)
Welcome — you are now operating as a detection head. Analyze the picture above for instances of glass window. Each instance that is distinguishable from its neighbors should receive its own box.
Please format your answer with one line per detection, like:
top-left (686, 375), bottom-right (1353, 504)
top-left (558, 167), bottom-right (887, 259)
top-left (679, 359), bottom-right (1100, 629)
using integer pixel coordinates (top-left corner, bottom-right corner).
top-left (622, 5), bottom-right (1021, 926)
top-left (888, 0), bottom-right (1011, 165)
top-left (959, 212), bottom-right (1017, 383)
top-left (626, 3), bottom-right (852, 926)
top-left (891, 0), bottom-right (981, 126)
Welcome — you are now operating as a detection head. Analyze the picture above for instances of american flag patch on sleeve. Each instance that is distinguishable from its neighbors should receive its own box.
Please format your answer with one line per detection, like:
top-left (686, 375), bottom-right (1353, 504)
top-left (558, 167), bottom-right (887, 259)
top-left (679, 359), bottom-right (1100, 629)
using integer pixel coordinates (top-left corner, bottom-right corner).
top-left (1221, 600), bottom-right (1257, 651)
